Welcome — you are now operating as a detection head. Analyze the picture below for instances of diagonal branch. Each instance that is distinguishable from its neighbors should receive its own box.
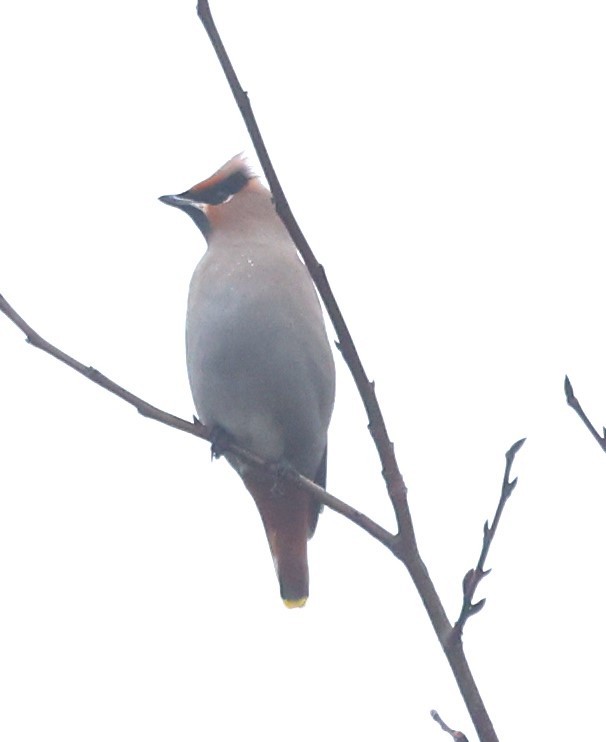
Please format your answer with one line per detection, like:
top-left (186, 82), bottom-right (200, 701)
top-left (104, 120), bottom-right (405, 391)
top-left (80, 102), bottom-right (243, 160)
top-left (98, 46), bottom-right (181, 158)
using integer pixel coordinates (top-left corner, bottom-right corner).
top-left (193, 4), bottom-right (515, 741)
top-left (452, 438), bottom-right (526, 639)
top-left (564, 375), bottom-right (606, 453)
top-left (195, 0), bottom-right (410, 538)
top-left (0, 292), bottom-right (393, 549)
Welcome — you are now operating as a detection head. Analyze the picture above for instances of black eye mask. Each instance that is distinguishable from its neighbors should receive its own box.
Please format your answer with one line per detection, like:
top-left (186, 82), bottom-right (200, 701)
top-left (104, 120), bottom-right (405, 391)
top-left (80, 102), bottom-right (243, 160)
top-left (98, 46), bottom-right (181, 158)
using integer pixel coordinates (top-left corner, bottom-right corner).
top-left (186, 170), bottom-right (250, 205)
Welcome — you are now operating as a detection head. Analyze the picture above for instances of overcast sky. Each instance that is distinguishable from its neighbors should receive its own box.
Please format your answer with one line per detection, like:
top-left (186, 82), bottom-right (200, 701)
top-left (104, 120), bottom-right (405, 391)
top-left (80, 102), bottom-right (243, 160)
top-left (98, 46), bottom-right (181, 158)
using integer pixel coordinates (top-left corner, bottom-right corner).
top-left (1, 2), bottom-right (606, 740)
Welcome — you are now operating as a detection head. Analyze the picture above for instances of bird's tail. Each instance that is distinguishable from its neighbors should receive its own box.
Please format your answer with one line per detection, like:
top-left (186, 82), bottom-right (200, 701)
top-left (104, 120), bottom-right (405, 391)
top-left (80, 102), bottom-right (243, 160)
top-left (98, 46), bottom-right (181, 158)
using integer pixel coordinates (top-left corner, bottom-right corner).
top-left (242, 468), bottom-right (312, 608)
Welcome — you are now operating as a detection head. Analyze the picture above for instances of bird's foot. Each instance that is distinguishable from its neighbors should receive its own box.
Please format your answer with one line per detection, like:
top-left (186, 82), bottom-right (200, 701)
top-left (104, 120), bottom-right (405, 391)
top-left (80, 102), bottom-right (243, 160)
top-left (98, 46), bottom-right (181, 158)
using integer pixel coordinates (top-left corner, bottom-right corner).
top-left (209, 426), bottom-right (234, 461)
top-left (268, 459), bottom-right (298, 496)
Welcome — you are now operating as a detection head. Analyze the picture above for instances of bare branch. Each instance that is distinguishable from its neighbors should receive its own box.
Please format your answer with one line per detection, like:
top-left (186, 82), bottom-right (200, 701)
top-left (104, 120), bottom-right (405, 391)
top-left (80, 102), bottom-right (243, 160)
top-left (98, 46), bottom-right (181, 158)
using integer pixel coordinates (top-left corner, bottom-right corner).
top-left (565, 375), bottom-right (606, 453)
top-left (193, 4), bottom-right (512, 740)
top-left (0, 292), bottom-right (394, 550)
top-left (2, 8), bottom-right (526, 740)
top-left (452, 438), bottom-right (526, 638)
top-left (2, 290), bottom-right (504, 742)
top-left (431, 710), bottom-right (470, 741)
top-left (0, 293), bottom-right (211, 441)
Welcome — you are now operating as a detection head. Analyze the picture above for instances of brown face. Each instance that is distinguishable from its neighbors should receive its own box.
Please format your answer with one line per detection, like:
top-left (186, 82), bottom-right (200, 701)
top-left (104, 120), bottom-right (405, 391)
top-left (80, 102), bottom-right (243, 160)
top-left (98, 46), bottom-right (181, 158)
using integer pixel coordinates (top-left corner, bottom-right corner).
top-left (160, 155), bottom-right (256, 238)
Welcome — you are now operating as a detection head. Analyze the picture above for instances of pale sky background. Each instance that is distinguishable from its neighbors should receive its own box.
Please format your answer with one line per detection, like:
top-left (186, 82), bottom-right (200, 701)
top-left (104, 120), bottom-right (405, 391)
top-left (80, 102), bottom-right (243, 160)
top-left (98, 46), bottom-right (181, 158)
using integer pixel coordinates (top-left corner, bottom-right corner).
top-left (1, 2), bottom-right (605, 740)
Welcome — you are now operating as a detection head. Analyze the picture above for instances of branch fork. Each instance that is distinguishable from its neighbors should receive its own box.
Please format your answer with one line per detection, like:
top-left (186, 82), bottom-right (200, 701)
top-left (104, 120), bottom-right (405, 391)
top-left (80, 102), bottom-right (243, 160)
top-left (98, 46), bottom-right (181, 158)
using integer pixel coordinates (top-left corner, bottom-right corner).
top-left (0, 6), bottom-right (532, 741)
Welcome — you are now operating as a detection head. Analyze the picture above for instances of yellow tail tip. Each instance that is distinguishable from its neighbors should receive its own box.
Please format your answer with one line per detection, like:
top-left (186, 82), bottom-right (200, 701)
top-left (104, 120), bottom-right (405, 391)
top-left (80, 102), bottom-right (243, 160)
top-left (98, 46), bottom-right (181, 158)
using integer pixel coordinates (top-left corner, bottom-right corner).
top-left (283, 597), bottom-right (307, 609)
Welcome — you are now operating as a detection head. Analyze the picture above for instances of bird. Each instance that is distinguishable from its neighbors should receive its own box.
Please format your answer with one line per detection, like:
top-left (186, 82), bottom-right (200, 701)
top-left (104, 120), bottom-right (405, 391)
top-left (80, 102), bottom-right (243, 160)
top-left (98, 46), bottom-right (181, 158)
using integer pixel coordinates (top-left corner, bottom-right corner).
top-left (160, 154), bottom-right (335, 608)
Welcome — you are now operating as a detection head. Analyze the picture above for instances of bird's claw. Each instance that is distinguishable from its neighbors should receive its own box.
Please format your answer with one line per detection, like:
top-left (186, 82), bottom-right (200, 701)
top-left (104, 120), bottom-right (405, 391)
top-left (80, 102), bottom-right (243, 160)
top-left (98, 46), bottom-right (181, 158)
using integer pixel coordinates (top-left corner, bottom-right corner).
top-left (268, 460), bottom-right (298, 496)
top-left (210, 426), bottom-right (233, 461)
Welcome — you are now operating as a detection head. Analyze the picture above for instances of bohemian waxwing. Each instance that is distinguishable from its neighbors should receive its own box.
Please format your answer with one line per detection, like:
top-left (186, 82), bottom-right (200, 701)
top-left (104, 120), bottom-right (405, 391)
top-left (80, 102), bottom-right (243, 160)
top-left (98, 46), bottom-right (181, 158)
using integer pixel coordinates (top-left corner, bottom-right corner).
top-left (160, 155), bottom-right (335, 608)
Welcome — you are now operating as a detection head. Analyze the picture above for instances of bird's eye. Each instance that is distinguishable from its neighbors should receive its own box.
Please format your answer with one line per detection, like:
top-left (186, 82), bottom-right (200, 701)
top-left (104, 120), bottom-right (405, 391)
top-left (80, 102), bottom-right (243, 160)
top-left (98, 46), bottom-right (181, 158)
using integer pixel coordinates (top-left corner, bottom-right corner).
top-left (206, 185), bottom-right (234, 205)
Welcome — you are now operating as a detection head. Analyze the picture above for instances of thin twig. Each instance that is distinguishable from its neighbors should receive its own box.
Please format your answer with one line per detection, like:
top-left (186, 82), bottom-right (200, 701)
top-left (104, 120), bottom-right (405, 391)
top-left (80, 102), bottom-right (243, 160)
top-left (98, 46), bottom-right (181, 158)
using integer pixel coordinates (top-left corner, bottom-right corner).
top-left (564, 375), bottom-right (606, 453)
top-left (0, 292), bottom-right (393, 549)
top-left (0, 293), bottom-right (211, 440)
top-left (430, 710), bottom-right (470, 741)
top-left (452, 438), bottom-right (526, 638)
